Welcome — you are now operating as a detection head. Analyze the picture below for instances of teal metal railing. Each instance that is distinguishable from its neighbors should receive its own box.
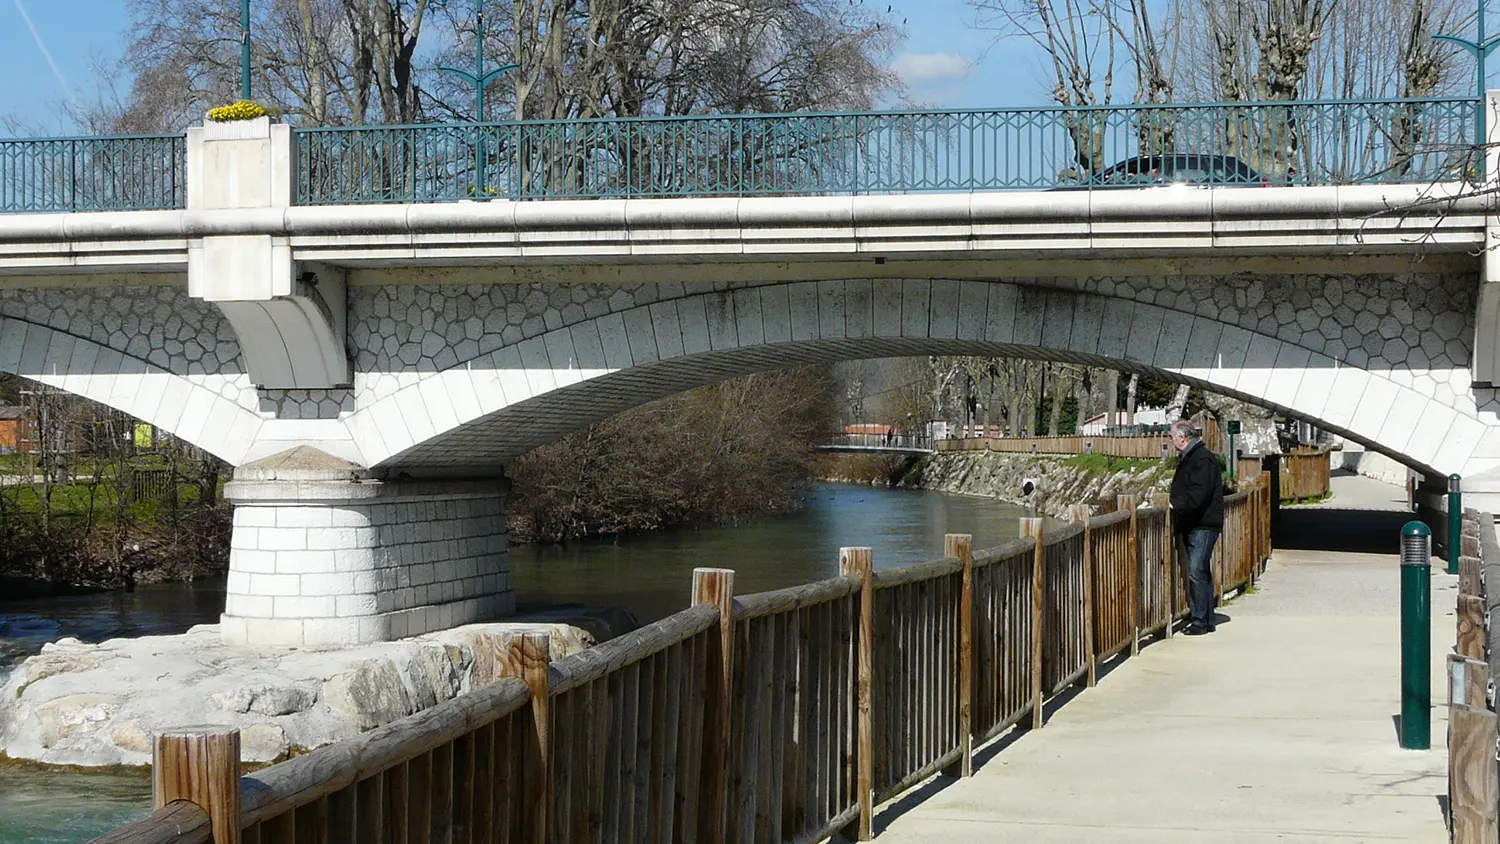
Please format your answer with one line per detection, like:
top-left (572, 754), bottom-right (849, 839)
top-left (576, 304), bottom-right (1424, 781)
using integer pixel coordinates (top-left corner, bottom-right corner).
top-left (0, 98), bottom-right (1481, 213)
top-left (0, 134), bottom-right (186, 213)
top-left (295, 97), bottom-right (1481, 205)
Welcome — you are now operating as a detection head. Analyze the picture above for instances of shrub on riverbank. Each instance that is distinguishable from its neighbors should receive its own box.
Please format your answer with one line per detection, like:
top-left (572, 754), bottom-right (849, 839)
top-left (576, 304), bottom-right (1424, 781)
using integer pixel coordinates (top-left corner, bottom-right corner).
top-left (0, 471), bottom-right (231, 590)
top-left (0, 380), bottom-right (233, 591)
top-left (813, 452), bottom-right (922, 486)
top-left (507, 368), bottom-right (841, 543)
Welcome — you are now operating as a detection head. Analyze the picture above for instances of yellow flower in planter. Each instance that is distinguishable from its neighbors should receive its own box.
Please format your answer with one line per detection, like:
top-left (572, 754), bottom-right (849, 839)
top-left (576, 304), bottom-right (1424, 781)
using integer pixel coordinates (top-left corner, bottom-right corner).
top-left (208, 100), bottom-right (269, 122)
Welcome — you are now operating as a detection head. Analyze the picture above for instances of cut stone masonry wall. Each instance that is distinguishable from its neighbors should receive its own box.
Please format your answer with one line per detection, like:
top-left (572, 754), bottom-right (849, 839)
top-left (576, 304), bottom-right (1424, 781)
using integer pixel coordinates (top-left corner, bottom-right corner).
top-left (220, 448), bottom-right (513, 648)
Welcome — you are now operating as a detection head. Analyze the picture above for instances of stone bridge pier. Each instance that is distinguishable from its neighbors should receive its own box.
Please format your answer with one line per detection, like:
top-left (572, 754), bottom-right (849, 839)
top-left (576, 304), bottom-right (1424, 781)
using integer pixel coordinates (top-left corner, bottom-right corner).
top-left (219, 449), bottom-right (513, 648)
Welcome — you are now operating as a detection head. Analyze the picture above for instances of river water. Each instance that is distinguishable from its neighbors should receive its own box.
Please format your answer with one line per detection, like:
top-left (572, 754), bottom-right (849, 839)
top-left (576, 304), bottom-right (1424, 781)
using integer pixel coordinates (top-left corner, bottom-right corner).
top-left (0, 484), bottom-right (1027, 842)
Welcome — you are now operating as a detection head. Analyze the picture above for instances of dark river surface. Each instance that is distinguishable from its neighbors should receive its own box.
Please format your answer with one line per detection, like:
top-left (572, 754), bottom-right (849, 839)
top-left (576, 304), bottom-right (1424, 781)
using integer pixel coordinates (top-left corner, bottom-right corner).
top-left (0, 484), bottom-right (1029, 843)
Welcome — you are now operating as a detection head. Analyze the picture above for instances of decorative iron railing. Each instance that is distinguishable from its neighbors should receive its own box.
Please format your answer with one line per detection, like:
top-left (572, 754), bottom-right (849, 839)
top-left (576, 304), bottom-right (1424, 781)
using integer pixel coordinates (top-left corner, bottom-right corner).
top-left (294, 97), bottom-right (1480, 204)
top-left (0, 98), bottom-right (1480, 213)
top-left (0, 134), bottom-right (186, 213)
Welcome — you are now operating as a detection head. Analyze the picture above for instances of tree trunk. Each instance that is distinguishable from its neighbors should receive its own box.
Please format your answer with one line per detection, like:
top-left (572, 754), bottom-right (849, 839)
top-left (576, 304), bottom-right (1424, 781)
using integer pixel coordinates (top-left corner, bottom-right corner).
top-left (1125, 374), bottom-right (1139, 426)
top-left (1165, 383), bottom-right (1191, 420)
top-left (1047, 366), bottom-right (1064, 436)
top-left (1073, 371), bottom-right (1090, 435)
top-left (1103, 370), bottom-right (1119, 427)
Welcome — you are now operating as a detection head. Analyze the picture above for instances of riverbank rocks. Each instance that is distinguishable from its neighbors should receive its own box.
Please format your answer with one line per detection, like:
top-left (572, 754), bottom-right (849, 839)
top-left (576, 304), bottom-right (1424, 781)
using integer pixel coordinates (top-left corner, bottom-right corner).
top-left (0, 613), bottom-right (624, 768)
top-left (892, 451), bottom-right (1171, 518)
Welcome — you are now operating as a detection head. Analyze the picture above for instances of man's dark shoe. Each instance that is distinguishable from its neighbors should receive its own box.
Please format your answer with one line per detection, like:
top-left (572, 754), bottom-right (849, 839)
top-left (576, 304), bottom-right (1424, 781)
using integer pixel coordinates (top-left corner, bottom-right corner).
top-left (1184, 624), bottom-right (1211, 636)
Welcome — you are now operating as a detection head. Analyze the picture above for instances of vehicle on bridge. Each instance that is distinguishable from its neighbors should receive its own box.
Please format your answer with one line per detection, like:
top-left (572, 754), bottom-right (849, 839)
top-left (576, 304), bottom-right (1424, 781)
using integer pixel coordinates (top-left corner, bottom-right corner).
top-left (1065, 153), bottom-right (1268, 189)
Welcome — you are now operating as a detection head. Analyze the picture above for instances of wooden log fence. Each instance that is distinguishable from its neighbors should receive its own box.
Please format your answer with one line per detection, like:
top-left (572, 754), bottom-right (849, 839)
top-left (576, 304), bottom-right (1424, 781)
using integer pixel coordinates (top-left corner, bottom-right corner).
top-left (91, 474), bottom-right (1275, 844)
top-left (1449, 509), bottom-right (1500, 843)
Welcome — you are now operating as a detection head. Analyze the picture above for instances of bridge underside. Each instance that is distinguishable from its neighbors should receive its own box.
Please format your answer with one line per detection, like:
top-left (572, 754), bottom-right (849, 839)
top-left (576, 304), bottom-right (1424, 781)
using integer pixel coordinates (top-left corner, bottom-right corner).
top-left (350, 271), bottom-right (1488, 485)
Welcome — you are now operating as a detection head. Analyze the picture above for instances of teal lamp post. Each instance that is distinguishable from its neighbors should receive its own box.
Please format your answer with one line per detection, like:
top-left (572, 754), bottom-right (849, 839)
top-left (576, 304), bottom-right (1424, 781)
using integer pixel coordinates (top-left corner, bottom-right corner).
top-left (438, 0), bottom-right (519, 199)
top-left (1434, 0), bottom-right (1498, 178)
top-left (1398, 521), bottom-right (1431, 750)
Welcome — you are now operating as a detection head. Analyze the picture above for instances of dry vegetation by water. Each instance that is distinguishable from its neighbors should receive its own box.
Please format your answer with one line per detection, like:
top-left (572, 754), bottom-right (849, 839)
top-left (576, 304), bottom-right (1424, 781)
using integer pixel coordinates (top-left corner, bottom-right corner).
top-left (507, 368), bottom-right (841, 543)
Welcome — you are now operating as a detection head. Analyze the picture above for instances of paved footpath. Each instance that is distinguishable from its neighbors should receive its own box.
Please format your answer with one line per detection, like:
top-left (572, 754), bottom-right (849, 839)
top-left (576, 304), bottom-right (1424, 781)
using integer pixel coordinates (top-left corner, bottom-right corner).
top-left (872, 473), bottom-right (1457, 843)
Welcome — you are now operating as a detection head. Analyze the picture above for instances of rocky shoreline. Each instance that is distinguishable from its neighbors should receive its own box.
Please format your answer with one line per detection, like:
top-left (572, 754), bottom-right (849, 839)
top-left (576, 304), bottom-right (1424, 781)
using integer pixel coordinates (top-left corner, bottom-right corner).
top-left (824, 450), bottom-right (1173, 517)
top-left (0, 606), bottom-right (635, 769)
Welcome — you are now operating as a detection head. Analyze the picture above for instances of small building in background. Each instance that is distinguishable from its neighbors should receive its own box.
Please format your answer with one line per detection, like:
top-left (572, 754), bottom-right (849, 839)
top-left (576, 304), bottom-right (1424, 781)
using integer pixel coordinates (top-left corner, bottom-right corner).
top-left (1078, 406), bottom-right (1171, 435)
top-left (0, 406), bottom-right (31, 454)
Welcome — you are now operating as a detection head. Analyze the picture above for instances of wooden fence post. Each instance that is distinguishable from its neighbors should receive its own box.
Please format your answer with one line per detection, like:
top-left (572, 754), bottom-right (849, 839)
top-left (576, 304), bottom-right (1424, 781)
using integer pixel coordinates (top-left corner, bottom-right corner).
top-left (1150, 493), bottom-right (1174, 640)
top-left (691, 567), bottom-right (736, 844)
top-left (1020, 518), bottom-right (1046, 730)
top-left (508, 631), bottom-right (552, 844)
top-left (1262, 474), bottom-right (1272, 572)
top-left (1457, 595), bottom-right (1486, 661)
top-left (1118, 495), bottom-right (1140, 656)
top-left (1068, 505), bottom-right (1097, 687)
top-left (1450, 703), bottom-right (1499, 843)
top-left (1460, 555), bottom-right (1483, 599)
top-left (152, 728), bottom-right (241, 844)
top-left (840, 547), bottom-right (874, 841)
top-left (945, 534), bottom-right (974, 778)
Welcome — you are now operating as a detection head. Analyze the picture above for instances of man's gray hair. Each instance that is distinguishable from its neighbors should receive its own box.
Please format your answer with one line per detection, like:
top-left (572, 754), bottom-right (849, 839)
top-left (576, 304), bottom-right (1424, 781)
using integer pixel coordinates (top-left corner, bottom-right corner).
top-left (1170, 419), bottom-right (1202, 439)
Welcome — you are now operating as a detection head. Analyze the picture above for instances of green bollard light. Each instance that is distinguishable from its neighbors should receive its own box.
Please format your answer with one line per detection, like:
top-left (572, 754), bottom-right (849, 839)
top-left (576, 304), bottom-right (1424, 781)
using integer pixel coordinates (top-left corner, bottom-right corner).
top-left (1447, 473), bottom-right (1462, 575)
top-left (1399, 521), bottom-right (1431, 750)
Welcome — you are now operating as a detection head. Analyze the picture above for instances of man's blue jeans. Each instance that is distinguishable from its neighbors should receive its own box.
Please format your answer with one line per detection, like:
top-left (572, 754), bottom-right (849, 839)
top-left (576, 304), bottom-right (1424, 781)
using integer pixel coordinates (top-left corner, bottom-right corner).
top-left (1182, 529), bottom-right (1220, 629)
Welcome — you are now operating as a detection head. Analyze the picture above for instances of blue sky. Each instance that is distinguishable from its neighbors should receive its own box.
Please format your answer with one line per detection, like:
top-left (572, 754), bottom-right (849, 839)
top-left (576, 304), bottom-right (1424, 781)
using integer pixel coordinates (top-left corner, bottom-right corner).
top-left (0, 0), bottom-right (1053, 132)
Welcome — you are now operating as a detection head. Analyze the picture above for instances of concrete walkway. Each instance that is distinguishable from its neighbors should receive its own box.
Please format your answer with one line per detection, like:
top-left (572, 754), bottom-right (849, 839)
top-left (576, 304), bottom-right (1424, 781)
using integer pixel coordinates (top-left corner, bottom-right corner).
top-left (872, 474), bottom-right (1456, 843)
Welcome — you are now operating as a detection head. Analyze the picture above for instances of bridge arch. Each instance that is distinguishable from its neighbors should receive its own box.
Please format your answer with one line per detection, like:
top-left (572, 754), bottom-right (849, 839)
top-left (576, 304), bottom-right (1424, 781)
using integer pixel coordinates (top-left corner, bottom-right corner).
top-left (344, 276), bottom-right (1493, 479)
top-left (0, 317), bottom-right (264, 464)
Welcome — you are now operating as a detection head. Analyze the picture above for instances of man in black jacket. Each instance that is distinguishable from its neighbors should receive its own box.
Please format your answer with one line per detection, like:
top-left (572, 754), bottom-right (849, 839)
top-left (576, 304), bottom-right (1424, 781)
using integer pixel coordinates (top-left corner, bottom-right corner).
top-left (1169, 419), bottom-right (1225, 635)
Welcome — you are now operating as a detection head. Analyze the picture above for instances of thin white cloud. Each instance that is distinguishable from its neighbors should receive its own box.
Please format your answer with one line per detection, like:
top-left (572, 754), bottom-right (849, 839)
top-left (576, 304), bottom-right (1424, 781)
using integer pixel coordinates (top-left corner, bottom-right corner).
top-left (12, 0), bottom-right (75, 108)
top-left (891, 51), bottom-right (973, 84)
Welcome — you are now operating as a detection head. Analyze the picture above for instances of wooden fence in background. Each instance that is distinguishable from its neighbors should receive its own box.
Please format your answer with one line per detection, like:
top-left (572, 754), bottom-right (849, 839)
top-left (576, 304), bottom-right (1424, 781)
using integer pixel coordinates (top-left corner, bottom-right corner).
top-left (937, 435), bottom-right (1171, 459)
top-left (1278, 449), bottom-right (1331, 501)
top-left (92, 475), bottom-right (1274, 844)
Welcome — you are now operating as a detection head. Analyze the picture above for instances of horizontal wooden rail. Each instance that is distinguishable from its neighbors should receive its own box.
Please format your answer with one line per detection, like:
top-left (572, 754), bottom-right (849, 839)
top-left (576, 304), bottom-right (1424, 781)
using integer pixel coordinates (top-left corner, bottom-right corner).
top-left (238, 677), bottom-right (533, 828)
top-left (88, 803), bottom-right (211, 844)
top-left (972, 537), bottom-right (1032, 568)
top-left (871, 557), bottom-right (962, 589)
top-left (92, 476), bottom-right (1275, 844)
top-left (732, 573), bottom-right (861, 620)
top-left (549, 603), bottom-right (718, 694)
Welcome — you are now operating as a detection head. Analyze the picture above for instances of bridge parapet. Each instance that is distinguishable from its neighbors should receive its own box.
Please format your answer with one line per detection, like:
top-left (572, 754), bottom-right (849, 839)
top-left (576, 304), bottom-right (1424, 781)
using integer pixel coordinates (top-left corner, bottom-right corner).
top-left (0, 97), bottom-right (1485, 215)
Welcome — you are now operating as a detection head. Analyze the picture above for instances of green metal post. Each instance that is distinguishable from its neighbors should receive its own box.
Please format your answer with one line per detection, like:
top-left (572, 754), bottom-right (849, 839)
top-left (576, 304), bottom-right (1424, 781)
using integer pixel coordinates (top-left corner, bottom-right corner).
top-left (474, 4), bottom-right (486, 198)
top-left (241, 0), bottom-right (251, 101)
top-left (437, 1), bottom-right (519, 200)
top-left (1227, 420), bottom-right (1241, 482)
top-left (1433, 0), bottom-right (1497, 180)
top-left (1448, 473), bottom-right (1463, 574)
top-left (1399, 521), bottom-right (1431, 750)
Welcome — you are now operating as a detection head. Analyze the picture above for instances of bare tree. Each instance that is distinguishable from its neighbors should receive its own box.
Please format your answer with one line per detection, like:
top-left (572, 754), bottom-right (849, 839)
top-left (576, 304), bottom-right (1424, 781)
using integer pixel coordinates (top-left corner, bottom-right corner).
top-left (58, 0), bottom-right (437, 131)
top-left (972, 0), bottom-right (1468, 181)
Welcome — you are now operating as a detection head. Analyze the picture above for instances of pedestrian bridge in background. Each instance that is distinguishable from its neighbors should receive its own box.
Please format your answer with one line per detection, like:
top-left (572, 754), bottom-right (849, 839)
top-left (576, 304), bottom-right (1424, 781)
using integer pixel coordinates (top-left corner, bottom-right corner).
top-left (3, 97), bottom-right (1500, 647)
top-left (817, 433), bottom-right (934, 455)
